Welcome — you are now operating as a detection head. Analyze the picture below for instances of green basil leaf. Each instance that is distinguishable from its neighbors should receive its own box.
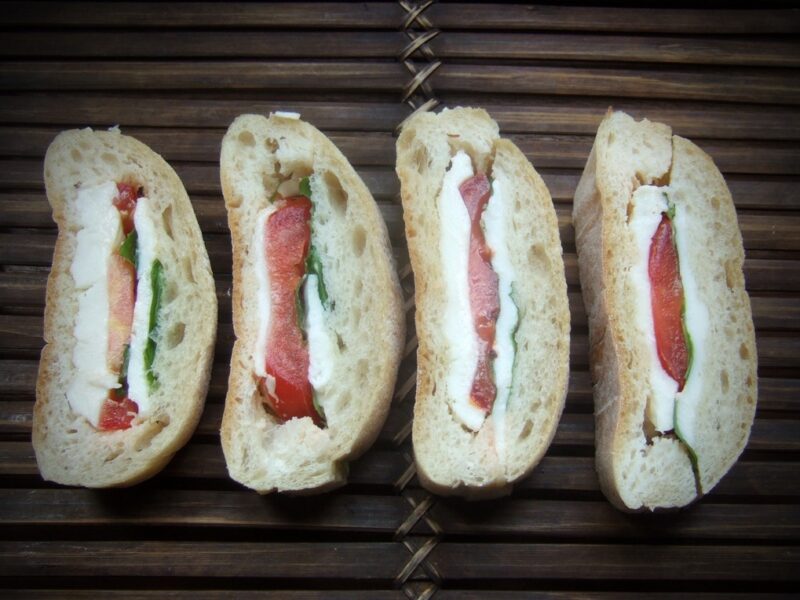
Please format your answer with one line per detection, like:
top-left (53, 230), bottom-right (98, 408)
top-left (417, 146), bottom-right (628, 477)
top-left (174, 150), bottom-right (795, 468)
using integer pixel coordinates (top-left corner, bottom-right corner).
top-left (666, 195), bottom-right (676, 221)
top-left (299, 176), bottom-right (312, 198)
top-left (305, 246), bottom-right (329, 308)
top-left (295, 274), bottom-right (307, 335)
top-left (119, 230), bottom-right (138, 267)
top-left (145, 259), bottom-right (165, 391)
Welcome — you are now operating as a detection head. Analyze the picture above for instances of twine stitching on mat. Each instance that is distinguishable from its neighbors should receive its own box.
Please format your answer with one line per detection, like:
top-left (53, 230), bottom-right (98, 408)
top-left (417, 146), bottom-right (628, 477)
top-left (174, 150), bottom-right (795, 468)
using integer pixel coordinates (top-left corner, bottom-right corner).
top-left (397, 0), bottom-right (441, 134)
top-left (395, 3), bottom-right (441, 598)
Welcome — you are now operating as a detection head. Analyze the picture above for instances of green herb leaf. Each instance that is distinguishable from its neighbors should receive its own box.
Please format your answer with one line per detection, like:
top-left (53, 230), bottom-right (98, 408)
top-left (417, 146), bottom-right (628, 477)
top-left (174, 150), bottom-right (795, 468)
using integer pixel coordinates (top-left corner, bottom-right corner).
top-left (144, 259), bottom-right (165, 391)
top-left (295, 274), bottom-right (307, 334)
top-left (666, 196), bottom-right (676, 221)
top-left (118, 230), bottom-right (138, 267)
top-left (299, 176), bottom-right (312, 198)
top-left (305, 246), bottom-right (329, 308)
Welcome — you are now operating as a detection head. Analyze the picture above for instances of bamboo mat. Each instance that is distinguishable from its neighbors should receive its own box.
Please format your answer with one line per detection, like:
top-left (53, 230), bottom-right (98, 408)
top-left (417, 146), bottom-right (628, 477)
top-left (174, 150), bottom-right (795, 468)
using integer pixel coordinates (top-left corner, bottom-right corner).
top-left (0, 2), bottom-right (799, 598)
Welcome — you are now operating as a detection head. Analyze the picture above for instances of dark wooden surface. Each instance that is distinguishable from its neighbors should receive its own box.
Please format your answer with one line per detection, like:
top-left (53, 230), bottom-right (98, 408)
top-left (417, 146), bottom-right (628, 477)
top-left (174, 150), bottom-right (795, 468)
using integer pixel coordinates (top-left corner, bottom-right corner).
top-left (0, 2), bottom-right (798, 598)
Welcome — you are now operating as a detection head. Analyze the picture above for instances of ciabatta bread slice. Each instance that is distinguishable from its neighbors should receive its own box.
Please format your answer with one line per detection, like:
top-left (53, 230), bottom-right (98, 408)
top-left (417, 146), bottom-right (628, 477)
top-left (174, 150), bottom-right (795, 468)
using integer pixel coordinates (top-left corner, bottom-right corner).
top-left (34, 128), bottom-right (217, 487)
top-left (220, 113), bottom-right (404, 494)
top-left (396, 107), bottom-right (570, 498)
top-left (573, 110), bottom-right (757, 511)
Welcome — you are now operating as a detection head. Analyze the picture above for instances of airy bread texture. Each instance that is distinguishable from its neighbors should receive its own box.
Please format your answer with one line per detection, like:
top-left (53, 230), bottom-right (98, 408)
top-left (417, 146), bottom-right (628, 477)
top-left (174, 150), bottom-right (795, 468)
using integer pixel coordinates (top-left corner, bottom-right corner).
top-left (573, 110), bottom-right (758, 511)
top-left (220, 113), bottom-right (404, 494)
top-left (396, 107), bottom-right (570, 498)
top-left (34, 128), bottom-right (217, 487)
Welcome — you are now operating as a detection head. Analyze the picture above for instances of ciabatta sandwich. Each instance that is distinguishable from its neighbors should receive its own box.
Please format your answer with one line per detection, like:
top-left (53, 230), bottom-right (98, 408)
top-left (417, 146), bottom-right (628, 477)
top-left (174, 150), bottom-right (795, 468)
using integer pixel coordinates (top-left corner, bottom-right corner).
top-left (573, 110), bottom-right (758, 511)
top-left (220, 113), bottom-right (404, 494)
top-left (396, 107), bottom-right (570, 498)
top-left (34, 128), bottom-right (217, 487)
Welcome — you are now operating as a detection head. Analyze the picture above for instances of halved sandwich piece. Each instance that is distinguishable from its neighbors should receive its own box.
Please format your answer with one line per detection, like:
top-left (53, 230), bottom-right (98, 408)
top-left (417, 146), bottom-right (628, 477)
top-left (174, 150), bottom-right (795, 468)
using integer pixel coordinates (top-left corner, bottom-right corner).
top-left (34, 128), bottom-right (217, 487)
top-left (220, 113), bottom-right (404, 494)
top-left (396, 107), bottom-right (570, 498)
top-left (573, 110), bottom-right (758, 511)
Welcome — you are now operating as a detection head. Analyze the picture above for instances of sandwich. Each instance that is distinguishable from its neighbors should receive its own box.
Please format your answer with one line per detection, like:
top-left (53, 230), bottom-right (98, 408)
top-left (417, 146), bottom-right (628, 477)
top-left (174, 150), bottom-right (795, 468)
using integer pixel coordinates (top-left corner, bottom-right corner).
top-left (219, 112), bottom-right (404, 494)
top-left (34, 127), bottom-right (217, 487)
top-left (396, 107), bottom-right (570, 498)
top-left (572, 110), bottom-right (758, 511)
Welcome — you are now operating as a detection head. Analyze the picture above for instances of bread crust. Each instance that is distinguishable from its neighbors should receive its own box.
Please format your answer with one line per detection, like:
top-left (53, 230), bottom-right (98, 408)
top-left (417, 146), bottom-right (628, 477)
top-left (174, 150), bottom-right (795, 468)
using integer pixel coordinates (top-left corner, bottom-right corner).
top-left (573, 110), bottom-right (758, 511)
top-left (396, 107), bottom-right (570, 498)
top-left (34, 128), bottom-right (217, 487)
top-left (219, 113), bottom-right (404, 494)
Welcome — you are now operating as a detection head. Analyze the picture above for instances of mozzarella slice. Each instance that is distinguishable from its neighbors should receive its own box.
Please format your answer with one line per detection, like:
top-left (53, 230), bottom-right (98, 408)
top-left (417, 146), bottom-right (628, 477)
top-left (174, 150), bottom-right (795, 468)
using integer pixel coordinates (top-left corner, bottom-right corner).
top-left (304, 273), bottom-right (336, 392)
top-left (672, 203), bottom-right (710, 452)
top-left (252, 207), bottom-right (275, 378)
top-left (439, 151), bottom-right (484, 431)
top-left (67, 182), bottom-right (124, 427)
top-left (125, 196), bottom-right (158, 417)
top-left (481, 174), bottom-right (518, 460)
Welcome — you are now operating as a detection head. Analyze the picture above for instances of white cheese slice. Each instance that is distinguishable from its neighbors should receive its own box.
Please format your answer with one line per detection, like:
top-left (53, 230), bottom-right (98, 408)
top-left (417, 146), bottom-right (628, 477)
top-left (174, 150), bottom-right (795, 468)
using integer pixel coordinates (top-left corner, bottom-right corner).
top-left (481, 173), bottom-right (518, 460)
top-left (252, 207), bottom-right (275, 379)
top-left (274, 111), bottom-right (301, 120)
top-left (66, 182), bottom-right (124, 427)
top-left (304, 273), bottom-right (336, 391)
top-left (673, 203), bottom-right (710, 452)
top-left (125, 196), bottom-right (158, 417)
top-left (629, 185), bottom-right (679, 432)
top-left (439, 151), bottom-right (484, 431)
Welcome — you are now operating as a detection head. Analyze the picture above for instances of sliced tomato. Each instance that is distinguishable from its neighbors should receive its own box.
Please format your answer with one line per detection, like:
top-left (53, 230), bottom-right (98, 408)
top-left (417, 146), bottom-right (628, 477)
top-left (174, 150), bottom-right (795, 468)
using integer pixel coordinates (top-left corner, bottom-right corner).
top-left (459, 174), bottom-right (500, 412)
top-left (98, 391), bottom-right (139, 431)
top-left (261, 195), bottom-right (321, 425)
top-left (649, 213), bottom-right (689, 390)
top-left (107, 253), bottom-right (136, 372)
top-left (114, 183), bottom-right (142, 234)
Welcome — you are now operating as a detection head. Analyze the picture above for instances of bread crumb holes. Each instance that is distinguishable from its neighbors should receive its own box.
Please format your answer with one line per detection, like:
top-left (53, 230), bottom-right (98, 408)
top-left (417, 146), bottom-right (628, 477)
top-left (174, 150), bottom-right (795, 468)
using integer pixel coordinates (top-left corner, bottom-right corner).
top-left (323, 171), bottom-right (348, 216)
top-left (165, 322), bottom-right (186, 350)
top-left (352, 225), bottom-right (366, 257)
top-left (238, 130), bottom-right (255, 147)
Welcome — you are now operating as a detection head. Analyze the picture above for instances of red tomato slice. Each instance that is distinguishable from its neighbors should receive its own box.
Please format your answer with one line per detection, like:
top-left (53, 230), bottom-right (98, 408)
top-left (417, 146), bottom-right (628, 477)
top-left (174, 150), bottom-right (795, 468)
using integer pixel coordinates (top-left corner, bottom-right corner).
top-left (649, 214), bottom-right (689, 390)
top-left (114, 183), bottom-right (142, 234)
top-left (261, 196), bottom-right (321, 425)
top-left (459, 174), bottom-right (500, 412)
top-left (98, 392), bottom-right (139, 431)
top-left (107, 253), bottom-right (136, 372)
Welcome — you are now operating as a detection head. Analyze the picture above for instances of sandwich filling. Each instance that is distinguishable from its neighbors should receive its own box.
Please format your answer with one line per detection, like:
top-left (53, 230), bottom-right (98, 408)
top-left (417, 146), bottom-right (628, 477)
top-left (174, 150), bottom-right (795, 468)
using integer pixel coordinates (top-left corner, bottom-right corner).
top-left (439, 150), bottom-right (519, 450)
top-left (629, 185), bottom-right (709, 467)
top-left (254, 176), bottom-right (335, 427)
top-left (67, 181), bottom-right (165, 430)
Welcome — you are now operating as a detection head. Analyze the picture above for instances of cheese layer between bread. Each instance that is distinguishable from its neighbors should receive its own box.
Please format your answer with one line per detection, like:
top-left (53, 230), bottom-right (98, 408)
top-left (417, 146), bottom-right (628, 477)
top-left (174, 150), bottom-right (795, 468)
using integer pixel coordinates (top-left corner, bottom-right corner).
top-left (125, 194), bottom-right (159, 416)
top-left (66, 181), bottom-right (157, 427)
top-left (67, 182), bottom-right (124, 427)
top-left (439, 150), bottom-right (518, 455)
top-left (252, 201), bottom-right (337, 411)
top-left (629, 184), bottom-right (709, 446)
